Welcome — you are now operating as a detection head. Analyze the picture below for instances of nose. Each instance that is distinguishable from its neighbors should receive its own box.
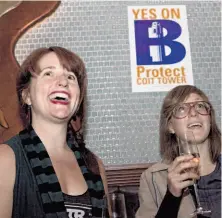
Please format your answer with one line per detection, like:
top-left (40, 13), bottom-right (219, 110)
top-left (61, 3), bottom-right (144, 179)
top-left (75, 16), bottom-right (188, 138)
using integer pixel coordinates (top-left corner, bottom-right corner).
top-left (57, 73), bottom-right (68, 87)
top-left (189, 105), bottom-right (197, 117)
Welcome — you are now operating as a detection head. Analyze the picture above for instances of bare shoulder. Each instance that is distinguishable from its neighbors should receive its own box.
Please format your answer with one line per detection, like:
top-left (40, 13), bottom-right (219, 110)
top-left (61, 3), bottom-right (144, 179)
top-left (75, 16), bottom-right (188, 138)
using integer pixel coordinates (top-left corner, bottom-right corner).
top-left (0, 144), bottom-right (15, 217)
top-left (0, 144), bottom-right (16, 179)
top-left (0, 143), bottom-right (15, 160)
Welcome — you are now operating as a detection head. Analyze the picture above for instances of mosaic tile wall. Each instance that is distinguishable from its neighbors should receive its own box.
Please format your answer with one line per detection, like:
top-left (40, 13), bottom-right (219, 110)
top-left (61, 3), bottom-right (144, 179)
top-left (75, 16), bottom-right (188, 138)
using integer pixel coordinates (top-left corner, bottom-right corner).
top-left (15, 0), bottom-right (221, 165)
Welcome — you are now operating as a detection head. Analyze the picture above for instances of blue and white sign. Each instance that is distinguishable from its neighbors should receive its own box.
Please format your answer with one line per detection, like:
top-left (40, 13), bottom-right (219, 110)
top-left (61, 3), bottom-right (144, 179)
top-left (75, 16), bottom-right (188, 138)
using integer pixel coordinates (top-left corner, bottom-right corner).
top-left (128, 5), bottom-right (193, 92)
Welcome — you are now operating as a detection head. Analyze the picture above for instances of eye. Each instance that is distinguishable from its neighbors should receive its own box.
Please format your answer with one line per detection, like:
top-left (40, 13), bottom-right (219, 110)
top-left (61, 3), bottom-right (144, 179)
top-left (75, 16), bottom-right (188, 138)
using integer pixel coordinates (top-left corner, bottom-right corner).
top-left (67, 74), bottom-right (76, 80)
top-left (177, 105), bottom-right (186, 113)
top-left (196, 102), bottom-right (205, 109)
top-left (196, 102), bottom-right (210, 112)
top-left (44, 71), bottom-right (53, 76)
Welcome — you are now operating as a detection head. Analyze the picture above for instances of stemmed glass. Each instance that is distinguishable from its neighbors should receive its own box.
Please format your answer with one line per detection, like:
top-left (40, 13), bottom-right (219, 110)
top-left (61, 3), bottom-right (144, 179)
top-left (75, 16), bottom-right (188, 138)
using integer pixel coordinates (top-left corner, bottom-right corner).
top-left (178, 131), bottom-right (211, 216)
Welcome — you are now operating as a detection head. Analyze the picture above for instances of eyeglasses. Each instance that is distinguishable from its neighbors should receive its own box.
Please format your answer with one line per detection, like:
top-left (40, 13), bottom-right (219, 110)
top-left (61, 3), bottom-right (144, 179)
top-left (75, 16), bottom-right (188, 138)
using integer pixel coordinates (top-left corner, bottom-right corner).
top-left (172, 101), bottom-right (211, 119)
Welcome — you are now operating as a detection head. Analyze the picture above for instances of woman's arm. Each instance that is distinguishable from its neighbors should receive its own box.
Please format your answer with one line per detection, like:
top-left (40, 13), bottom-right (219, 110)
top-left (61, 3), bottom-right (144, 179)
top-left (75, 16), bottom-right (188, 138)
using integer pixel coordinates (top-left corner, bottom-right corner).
top-left (136, 170), bottom-right (182, 218)
top-left (155, 188), bottom-right (182, 218)
top-left (0, 144), bottom-right (16, 218)
top-left (137, 156), bottom-right (199, 218)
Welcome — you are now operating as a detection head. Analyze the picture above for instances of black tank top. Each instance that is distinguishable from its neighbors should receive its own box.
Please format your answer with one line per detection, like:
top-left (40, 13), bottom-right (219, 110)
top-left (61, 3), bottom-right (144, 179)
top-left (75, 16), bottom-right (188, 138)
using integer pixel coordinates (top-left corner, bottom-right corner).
top-left (63, 190), bottom-right (92, 218)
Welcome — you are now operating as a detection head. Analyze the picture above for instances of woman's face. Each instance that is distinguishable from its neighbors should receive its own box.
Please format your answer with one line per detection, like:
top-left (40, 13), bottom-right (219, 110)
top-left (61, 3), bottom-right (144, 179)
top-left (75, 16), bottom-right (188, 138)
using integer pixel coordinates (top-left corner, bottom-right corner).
top-left (24, 52), bottom-right (80, 124)
top-left (168, 93), bottom-right (211, 144)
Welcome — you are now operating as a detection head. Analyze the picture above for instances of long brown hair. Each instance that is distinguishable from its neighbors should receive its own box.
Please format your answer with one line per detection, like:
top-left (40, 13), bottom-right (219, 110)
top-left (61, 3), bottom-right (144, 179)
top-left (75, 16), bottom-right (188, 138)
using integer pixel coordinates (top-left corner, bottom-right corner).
top-left (16, 46), bottom-right (99, 174)
top-left (159, 85), bottom-right (221, 163)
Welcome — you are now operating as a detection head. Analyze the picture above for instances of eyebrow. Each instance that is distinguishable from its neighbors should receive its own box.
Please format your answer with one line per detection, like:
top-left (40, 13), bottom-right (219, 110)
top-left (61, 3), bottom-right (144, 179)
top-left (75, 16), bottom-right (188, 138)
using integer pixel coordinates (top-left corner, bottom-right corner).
top-left (183, 101), bottom-right (204, 104)
top-left (40, 66), bottom-right (56, 71)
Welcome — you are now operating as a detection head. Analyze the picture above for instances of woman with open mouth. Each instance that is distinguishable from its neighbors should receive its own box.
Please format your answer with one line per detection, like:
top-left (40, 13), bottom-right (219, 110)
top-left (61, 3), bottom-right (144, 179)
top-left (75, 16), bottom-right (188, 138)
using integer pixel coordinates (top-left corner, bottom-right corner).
top-left (0, 46), bottom-right (111, 218)
top-left (136, 85), bottom-right (221, 218)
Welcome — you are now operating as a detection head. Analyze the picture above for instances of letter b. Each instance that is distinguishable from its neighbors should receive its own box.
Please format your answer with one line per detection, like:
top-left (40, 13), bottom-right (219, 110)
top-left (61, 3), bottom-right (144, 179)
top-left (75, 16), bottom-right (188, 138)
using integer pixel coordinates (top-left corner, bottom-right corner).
top-left (135, 20), bottom-right (186, 65)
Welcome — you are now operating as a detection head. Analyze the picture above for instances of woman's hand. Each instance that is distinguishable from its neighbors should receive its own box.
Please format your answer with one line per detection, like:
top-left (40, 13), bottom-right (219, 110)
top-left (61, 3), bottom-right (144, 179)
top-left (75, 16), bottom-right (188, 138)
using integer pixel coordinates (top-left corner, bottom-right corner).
top-left (167, 155), bottom-right (200, 197)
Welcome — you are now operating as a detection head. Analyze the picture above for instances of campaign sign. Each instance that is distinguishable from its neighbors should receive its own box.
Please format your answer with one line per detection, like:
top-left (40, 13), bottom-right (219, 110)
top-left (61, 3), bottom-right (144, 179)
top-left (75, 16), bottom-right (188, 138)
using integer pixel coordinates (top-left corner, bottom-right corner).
top-left (128, 5), bottom-right (193, 92)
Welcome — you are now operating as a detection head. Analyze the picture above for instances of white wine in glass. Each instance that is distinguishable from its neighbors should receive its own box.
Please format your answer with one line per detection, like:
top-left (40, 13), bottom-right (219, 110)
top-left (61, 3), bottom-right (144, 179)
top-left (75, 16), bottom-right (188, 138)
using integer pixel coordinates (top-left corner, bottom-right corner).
top-left (178, 131), bottom-right (211, 216)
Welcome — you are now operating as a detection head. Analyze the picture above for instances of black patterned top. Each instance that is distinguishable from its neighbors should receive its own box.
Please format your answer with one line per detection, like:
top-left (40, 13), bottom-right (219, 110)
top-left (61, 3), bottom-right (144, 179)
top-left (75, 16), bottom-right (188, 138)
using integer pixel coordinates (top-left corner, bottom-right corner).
top-left (15, 126), bottom-right (106, 218)
top-left (63, 190), bottom-right (92, 218)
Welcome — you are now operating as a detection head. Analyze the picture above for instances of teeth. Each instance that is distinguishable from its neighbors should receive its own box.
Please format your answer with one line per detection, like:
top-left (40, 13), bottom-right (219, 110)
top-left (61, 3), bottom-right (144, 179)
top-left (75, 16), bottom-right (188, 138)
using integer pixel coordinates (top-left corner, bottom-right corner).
top-left (188, 123), bottom-right (202, 128)
top-left (49, 93), bottom-right (69, 101)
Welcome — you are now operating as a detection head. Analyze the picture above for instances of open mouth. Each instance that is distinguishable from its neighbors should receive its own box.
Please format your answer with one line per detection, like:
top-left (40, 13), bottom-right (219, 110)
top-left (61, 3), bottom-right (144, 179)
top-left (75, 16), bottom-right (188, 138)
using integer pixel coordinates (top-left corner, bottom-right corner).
top-left (49, 92), bottom-right (70, 104)
top-left (187, 123), bottom-right (202, 129)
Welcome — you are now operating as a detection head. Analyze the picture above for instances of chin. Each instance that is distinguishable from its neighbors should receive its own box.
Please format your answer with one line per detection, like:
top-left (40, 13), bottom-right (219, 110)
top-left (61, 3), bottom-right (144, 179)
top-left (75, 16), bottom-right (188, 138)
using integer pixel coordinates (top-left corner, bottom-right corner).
top-left (51, 110), bottom-right (71, 118)
top-left (192, 128), bottom-right (209, 139)
top-left (51, 114), bottom-right (70, 122)
top-left (195, 135), bottom-right (209, 145)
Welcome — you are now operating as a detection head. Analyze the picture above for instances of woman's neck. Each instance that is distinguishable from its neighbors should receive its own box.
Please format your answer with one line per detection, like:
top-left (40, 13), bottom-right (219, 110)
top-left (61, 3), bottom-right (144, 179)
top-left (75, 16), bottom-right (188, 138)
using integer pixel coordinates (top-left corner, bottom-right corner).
top-left (197, 139), bottom-right (210, 161)
top-left (31, 119), bottom-right (68, 153)
top-left (197, 138), bottom-right (216, 176)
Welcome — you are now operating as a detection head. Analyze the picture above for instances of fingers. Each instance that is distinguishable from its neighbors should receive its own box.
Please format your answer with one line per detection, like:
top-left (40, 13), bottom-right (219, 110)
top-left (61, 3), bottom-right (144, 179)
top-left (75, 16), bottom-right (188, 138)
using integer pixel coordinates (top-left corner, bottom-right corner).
top-left (172, 179), bottom-right (196, 193)
top-left (167, 172), bottom-right (198, 197)
top-left (167, 155), bottom-right (200, 197)
top-left (168, 171), bottom-right (199, 189)
top-left (176, 161), bottom-right (199, 175)
top-left (168, 155), bottom-right (193, 172)
top-left (168, 170), bottom-right (199, 182)
top-left (179, 171), bottom-right (200, 181)
top-left (168, 155), bottom-right (197, 173)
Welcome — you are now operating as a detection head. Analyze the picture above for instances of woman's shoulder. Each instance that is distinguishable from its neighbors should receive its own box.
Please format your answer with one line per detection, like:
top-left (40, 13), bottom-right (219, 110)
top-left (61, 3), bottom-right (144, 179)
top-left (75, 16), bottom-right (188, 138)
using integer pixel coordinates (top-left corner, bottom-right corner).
top-left (0, 134), bottom-right (21, 165)
top-left (0, 143), bottom-right (16, 179)
top-left (0, 143), bottom-right (16, 215)
top-left (141, 161), bottom-right (169, 178)
top-left (1, 134), bottom-right (23, 164)
top-left (0, 143), bottom-right (15, 159)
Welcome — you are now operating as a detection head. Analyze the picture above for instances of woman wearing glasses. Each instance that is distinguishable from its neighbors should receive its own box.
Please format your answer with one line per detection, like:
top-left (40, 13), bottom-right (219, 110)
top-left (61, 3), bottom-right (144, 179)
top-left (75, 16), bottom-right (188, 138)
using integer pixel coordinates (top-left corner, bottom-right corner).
top-left (136, 85), bottom-right (221, 218)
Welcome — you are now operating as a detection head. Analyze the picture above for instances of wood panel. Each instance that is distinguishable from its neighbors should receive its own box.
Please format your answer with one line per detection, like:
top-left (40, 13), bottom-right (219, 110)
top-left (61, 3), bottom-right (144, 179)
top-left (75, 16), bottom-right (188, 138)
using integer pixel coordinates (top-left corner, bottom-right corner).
top-left (0, 1), bottom-right (60, 142)
top-left (106, 163), bottom-right (154, 190)
top-left (0, 1), bottom-right (21, 17)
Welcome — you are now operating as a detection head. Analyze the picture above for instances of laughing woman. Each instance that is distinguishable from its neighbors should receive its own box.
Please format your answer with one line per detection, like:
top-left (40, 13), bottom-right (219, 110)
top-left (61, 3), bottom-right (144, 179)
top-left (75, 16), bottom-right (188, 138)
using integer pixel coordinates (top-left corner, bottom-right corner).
top-left (0, 47), bottom-right (110, 218)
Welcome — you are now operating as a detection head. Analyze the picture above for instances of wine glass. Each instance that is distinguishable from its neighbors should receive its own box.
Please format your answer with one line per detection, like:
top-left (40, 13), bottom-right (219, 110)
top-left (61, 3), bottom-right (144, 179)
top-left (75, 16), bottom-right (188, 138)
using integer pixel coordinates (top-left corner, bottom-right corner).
top-left (178, 131), bottom-right (211, 216)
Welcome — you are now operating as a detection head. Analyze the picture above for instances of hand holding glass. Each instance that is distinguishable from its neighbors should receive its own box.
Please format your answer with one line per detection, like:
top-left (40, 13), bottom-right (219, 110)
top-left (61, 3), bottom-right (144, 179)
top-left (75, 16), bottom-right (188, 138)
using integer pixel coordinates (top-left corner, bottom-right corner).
top-left (178, 131), bottom-right (211, 216)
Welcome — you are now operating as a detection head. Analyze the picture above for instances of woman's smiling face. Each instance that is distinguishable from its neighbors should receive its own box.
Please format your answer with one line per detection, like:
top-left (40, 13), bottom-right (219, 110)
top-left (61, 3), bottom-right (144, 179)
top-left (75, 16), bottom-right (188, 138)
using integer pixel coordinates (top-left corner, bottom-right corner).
top-left (168, 93), bottom-right (211, 144)
top-left (24, 52), bottom-right (80, 124)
